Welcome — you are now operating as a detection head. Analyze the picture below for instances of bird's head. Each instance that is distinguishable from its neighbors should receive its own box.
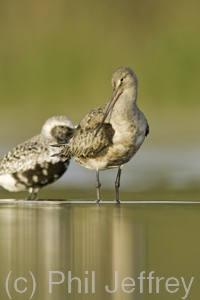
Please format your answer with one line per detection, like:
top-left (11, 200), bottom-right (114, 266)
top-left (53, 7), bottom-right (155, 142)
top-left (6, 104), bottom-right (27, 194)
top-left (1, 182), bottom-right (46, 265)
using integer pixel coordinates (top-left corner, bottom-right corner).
top-left (95, 67), bottom-right (138, 136)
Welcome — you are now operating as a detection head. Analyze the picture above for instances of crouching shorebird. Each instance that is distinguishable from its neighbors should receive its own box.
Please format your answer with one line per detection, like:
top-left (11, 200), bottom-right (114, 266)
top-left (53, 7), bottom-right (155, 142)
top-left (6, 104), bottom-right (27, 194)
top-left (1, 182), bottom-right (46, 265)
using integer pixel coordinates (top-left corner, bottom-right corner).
top-left (0, 116), bottom-right (74, 200)
top-left (53, 67), bottom-right (149, 203)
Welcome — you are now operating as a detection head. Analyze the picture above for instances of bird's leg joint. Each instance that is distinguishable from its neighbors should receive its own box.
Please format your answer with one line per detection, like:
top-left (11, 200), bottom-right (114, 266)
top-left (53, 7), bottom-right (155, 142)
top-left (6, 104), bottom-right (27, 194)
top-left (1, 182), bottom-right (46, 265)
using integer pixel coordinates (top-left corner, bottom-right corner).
top-left (95, 170), bottom-right (101, 202)
top-left (96, 181), bottom-right (101, 188)
top-left (115, 167), bottom-right (122, 188)
top-left (115, 167), bottom-right (122, 203)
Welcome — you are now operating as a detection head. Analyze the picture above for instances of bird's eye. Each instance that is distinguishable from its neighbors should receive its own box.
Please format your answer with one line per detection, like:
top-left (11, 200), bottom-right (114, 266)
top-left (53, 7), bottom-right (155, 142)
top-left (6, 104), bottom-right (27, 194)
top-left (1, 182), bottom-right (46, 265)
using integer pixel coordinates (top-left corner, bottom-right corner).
top-left (120, 78), bottom-right (124, 82)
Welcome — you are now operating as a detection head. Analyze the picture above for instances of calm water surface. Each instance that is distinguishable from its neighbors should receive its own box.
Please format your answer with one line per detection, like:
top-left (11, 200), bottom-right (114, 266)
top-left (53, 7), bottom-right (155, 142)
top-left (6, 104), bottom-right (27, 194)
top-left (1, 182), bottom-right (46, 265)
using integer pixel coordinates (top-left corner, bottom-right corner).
top-left (0, 201), bottom-right (200, 300)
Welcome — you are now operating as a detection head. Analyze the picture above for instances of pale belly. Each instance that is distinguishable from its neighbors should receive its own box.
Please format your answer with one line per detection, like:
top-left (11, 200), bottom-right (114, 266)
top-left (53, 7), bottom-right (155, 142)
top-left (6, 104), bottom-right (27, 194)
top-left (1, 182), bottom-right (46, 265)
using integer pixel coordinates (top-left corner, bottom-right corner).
top-left (0, 174), bottom-right (26, 192)
top-left (74, 128), bottom-right (146, 171)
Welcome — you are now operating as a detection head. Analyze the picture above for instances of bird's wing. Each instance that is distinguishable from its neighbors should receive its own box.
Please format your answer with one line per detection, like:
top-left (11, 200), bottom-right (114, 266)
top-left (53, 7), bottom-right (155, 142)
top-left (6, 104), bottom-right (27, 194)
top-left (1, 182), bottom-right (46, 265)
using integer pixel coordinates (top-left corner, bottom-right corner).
top-left (56, 103), bottom-right (115, 159)
top-left (0, 135), bottom-right (54, 174)
top-left (77, 102), bottom-right (108, 131)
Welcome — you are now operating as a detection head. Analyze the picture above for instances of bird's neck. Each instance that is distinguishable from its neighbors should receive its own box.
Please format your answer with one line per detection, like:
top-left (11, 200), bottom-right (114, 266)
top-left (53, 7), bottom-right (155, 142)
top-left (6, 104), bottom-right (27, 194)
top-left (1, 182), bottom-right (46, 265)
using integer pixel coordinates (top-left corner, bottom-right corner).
top-left (111, 89), bottom-right (138, 119)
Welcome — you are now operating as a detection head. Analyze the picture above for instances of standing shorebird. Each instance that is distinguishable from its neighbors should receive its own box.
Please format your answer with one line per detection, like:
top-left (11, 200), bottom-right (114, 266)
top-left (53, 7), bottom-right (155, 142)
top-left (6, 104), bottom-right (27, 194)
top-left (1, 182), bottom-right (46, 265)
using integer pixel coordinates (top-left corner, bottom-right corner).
top-left (0, 116), bottom-right (74, 200)
top-left (53, 67), bottom-right (149, 203)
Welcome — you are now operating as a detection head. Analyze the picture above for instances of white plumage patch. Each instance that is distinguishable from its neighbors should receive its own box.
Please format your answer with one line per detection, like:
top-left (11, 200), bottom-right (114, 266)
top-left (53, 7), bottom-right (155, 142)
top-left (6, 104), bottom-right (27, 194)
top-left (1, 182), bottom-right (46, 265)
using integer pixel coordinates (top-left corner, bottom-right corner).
top-left (32, 175), bottom-right (38, 183)
top-left (42, 169), bottom-right (48, 176)
top-left (0, 174), bottom-right (26, 192)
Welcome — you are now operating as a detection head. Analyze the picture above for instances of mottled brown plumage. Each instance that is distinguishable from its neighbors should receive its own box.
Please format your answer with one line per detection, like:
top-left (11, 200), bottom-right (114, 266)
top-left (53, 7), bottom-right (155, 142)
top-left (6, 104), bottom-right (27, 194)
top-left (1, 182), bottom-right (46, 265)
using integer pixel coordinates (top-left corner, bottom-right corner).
top-left (53, 67), bottom-right (149, 202)
top-left (57, 104), bottom-right (115, 159)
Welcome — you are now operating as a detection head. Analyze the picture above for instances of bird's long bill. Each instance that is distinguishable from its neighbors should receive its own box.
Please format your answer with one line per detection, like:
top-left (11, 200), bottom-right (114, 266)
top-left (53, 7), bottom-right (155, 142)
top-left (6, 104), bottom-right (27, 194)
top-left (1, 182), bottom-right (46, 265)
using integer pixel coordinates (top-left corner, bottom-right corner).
top-left (95, 90), bottom-right (122, 136)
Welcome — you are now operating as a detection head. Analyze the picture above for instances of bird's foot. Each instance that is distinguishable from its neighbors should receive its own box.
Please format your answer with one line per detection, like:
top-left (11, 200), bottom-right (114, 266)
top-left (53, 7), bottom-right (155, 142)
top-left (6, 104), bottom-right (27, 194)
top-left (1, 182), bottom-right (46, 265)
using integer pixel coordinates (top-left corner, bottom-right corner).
top-left (95, 199), bottom-right (102, 204)
top-left (26, 196), bottom-right (38, 201)
top-left (114, 199), bottom-right (120, 204)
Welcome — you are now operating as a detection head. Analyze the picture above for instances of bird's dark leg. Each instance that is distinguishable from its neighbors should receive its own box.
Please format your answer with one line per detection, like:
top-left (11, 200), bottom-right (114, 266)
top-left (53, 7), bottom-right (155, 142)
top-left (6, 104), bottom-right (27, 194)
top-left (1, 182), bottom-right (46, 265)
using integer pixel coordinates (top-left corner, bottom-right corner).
top-left (95, 169), bottom-right (101, 203)
top-left (27, 188), bottom-right (38, 200)
top-left (32, 191), bottom-right (38, 200)
top-left (115, 166), bottom-right (123, 203)
top-left (27, 187), bottom-right (33, 200)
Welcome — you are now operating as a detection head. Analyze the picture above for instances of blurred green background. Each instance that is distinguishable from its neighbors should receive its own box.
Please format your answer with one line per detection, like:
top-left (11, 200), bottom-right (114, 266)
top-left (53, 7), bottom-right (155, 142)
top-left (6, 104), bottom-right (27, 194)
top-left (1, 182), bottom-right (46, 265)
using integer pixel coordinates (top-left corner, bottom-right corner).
top-left (0, 0), bottom-right (200, 197)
